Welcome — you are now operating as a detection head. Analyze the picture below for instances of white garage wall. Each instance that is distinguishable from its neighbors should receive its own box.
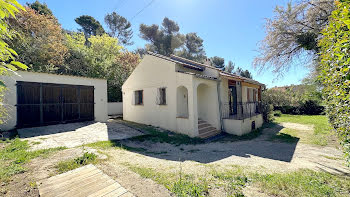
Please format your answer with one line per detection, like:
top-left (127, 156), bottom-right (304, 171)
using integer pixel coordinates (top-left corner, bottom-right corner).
top-left (107, 102), bottom-right (123, 115)
top-left (0, 71), bottom-right (108, 130)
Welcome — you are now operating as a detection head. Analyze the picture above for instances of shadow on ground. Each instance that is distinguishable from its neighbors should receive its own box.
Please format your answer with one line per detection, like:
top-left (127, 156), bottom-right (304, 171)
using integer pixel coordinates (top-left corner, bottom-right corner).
top-left (107, 123), bottom-right (300, 164)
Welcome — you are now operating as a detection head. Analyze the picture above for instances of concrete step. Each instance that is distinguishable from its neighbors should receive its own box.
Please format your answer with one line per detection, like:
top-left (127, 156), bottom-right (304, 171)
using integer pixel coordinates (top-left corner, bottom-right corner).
top-left (198, 119), bottom-right (206, 124)
top-left (199, 129), bottom-right (221, 139)
top-left (198, 126), bottom-right (217, 134)
top-left (197, 119), bottom-right (221, 139)
top-left (198, 123), bottom-right (212, 129)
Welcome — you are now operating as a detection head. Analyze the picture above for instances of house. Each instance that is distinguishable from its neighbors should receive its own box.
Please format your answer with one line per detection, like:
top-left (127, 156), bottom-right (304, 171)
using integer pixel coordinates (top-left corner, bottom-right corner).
top-left (122, 52), bottom-right (265, 138)
top-left (0, 71), bottom-right (108, 131)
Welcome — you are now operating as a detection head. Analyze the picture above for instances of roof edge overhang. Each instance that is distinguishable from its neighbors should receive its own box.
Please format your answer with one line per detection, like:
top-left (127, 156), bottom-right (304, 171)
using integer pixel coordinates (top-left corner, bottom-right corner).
top-left (220, 72), bottom-right (264, 87)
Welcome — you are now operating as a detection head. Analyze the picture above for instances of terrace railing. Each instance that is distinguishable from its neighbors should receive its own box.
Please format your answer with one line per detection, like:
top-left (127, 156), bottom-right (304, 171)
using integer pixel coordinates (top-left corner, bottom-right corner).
top-left (221, 101), bottom-right (262, 120)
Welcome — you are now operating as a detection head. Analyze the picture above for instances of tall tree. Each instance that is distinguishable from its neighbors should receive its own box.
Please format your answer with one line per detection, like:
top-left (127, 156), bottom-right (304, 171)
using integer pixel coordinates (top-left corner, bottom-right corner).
top-left (225, 60), bottom-right (235, 73)
top-left (235, 67), bottom-right (253, 79)
top-left (176, 32), bottom-right (206, 63)
top-left (139, 17), bottom-right (184, 56)
top-left (64, 32), bottom-right (139, 102)
top-left (27, 0), bottom-right (53, 16)
top-left (211, 56), bottom-right (225, 69)
top-left (254, 0), bottom-right (334, 76)
top-left (9, 6), bottom-right (67, 72)
top-left (75, 15), bottom-right (105, 38)
top-left (104, 12), bottom-right (133, 45)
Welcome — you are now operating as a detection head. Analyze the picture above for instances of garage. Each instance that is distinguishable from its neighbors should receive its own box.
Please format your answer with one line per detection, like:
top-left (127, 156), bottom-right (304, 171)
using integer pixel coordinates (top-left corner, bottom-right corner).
top-left (0, 71), bottom-right (108, 131)
top-left (17, 81), bottom-right (94, 128)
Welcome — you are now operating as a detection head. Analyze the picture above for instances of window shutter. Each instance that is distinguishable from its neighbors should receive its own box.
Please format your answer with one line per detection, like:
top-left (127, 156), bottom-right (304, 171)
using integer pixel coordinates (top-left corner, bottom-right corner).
top-left (156, 88), bottom-right (161, 105)
top-left (132, 91), bottom-right (135, 105)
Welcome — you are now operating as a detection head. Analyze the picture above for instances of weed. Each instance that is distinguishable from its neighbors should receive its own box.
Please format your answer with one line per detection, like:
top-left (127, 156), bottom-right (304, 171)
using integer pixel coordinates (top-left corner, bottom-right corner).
top-left (55, 152), bottom-right (97, 174)
top-left (0, 138), bottom-right (65, 183)
top-left (29, 181), bottom-right (37, 188)
top-left (124, 163), bottom-right (209, 197)
top-left (253, 169), bottom-right (350, 197)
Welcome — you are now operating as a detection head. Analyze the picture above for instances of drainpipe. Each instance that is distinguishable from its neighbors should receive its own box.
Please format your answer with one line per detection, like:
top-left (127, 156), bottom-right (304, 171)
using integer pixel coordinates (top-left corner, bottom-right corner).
top-left (217, 80), bottom-right (224, 131)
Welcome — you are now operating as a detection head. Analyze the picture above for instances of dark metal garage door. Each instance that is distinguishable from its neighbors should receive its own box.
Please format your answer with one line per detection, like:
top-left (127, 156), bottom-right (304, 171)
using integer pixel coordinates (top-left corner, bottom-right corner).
top-left (16, 81), bottom-right (94, 128)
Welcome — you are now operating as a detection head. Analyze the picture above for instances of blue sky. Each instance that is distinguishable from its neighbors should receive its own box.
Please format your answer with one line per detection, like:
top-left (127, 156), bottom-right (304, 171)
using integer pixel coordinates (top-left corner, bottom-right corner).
top-left (18, 0), bottom-right (310, 88)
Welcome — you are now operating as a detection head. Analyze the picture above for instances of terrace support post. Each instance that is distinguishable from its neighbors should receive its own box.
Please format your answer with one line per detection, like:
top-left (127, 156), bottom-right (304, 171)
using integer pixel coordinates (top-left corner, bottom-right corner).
top-left (236, 82), bottom-right (243, 119)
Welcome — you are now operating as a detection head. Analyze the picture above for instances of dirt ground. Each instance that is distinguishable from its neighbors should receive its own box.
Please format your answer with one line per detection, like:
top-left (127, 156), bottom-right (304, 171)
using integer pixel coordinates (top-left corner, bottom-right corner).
top-left (2, 122), bottom-right (349, 197)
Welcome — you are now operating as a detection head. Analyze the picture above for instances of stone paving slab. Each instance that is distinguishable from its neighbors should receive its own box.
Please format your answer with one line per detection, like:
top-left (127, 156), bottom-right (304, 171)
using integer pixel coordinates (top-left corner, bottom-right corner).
top-left (38, 164), bottom-right (134, 197)
top-left (18, 121), bottom-right (144, 150)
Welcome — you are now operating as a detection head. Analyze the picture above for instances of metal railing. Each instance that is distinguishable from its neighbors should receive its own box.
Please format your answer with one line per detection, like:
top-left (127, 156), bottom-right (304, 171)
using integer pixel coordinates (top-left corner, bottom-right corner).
top-left (221, 102), bottom-right (262, 120)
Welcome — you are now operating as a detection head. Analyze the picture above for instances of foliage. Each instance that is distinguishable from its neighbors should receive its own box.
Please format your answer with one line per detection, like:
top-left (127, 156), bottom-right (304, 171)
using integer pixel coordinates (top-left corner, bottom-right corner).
top-left (0, 138), bottom-right (65, 184)
top-left (318, 0), bottom-right (350, 165)
top-left (254, 0), bottom-right (334, 75)
top-left (210, 56), bottom-right (225, 69)
top-left (64, 32), bottom-right (139, 101)
top-left (75, 15), bottom-right (105, 38)
top-left (261, 91), bottom-right (274, 123)
top-left (224, 60), bottom-right (235, 73)
top-left (9, 6), bottom-right (67, 72)
top-left (109, 51), bottom-right (140, 101)
top-left (140, 17), bottom-right (185, 56)
top-left (27, 0), bottom-right (52, 16)
top-left (263, 84), bottom-right (324, 115)
top-left (104, 12), bottom-right (133, 45)
top-left (0, 0), bottom-right (27, 76)
top-left (56, 152), bottom-right (97, 174)
top-left (235, 67), bottom-right (253, 79)
top-left (176, 32), bottom-right (206, 63)
top-left (0, 0), bottom-right (28, 124)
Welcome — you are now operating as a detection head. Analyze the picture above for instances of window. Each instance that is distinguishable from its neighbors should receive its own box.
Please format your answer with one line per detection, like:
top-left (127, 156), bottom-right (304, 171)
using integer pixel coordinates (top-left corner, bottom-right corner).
top-left (134, 90), bottom-right (143, 105)
top-left (247, 88), bottom-right (254, 102)
top-left (157, 87), bottom-right (166, 105)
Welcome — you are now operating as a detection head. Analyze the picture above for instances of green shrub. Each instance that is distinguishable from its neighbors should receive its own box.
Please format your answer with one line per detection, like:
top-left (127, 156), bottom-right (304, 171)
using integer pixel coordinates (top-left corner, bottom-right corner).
top-left (262, 91), bottom-right (274, 123)
top-left (319, 0), bottom-right (350, 165)
top-left (273, 110), bottom-right (282, 117)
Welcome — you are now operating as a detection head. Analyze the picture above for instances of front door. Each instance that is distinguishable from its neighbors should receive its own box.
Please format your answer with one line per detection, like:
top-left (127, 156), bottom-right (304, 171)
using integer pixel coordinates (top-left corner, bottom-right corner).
top-left (229, 86), bottom-right (237, 115)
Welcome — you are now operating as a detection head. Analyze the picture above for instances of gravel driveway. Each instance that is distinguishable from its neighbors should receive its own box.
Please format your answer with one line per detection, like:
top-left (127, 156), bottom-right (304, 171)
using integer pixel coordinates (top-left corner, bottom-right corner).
top-left (18, 120), bottom-right (144, 150)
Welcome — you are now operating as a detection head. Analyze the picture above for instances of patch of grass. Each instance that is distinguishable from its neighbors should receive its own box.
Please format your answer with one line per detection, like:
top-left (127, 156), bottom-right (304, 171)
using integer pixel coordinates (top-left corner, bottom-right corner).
top-left (210, 167), bottom-right (248, 197)
top-left (253, 169), bottom-right (350, 197)
top-left (86, 140), bottom-right (146, 152)
top-left (55, 152), bottom-right (97, 174)
top-left (124, 163), bottom-right (209, 197)
top-left (274, 114), bottom-right (332, 146)
top-left (269, 128), bottom-right (300, 143)
top-left (0, 138), bottom-right (65, 183)
top-left (121, 121), bottom-right (204, 146)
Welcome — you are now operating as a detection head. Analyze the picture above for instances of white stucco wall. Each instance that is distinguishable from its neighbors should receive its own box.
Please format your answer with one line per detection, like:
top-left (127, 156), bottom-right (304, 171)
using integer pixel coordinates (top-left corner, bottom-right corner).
top-left (122, 55), bottom-right (179, 133)
top-left (0, 71), bottom-right (108, 131)
top-left (108, 102), bottom-right (123, 115)
top-left (122, 55), bottom-right (221, 137)
top-left (223, 114), bottom-right (263, 136)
